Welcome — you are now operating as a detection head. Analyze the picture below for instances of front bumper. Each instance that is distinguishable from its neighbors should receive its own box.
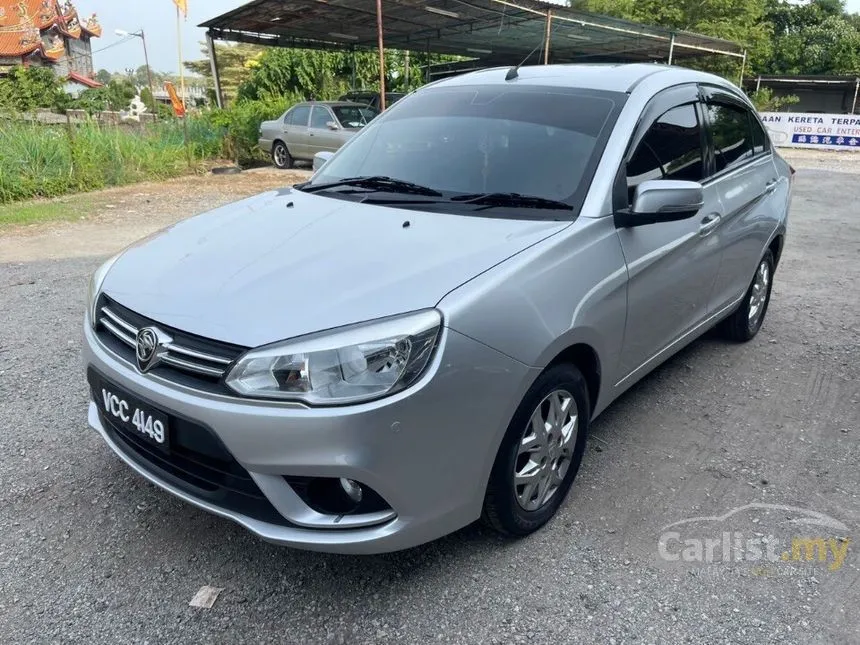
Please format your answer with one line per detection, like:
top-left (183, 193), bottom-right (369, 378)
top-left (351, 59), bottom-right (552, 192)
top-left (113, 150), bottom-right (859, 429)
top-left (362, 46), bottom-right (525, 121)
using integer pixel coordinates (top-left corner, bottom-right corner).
top-left (83, 318), bottom-right (536, 553)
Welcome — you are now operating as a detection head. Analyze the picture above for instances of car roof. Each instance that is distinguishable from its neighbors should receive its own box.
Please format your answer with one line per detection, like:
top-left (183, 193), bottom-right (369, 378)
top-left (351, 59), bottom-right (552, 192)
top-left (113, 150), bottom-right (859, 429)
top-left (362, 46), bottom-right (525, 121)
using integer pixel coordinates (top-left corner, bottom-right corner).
top-left (294, 101), bottom-right (373, 108)
top-left (428, 63), bottom-right (734, 94)
top-left (342, 91), bottom-right (405, 96)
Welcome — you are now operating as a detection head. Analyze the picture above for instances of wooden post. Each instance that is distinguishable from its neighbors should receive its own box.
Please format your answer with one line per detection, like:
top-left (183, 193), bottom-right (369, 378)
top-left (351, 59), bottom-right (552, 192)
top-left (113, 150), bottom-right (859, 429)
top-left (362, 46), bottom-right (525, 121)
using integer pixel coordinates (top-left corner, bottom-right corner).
top-left (852, 79), bottom-right (859, 115)
top-left (376, 0), bottom-right (386, 111)
top-left (140, 30), bottom-right (156, 112)
top-left (206, 32), bottom-right (223, 109)
top-left (667, 33), bottom-right (675, 65)
top-left (177, 6), bottom-right (187, 109)
top-left (405, 49), bottom-right (410, 88)
top-left (738, 49), bottom-right (747, 86)
top-left (543, 10), bottom-right (552, 65)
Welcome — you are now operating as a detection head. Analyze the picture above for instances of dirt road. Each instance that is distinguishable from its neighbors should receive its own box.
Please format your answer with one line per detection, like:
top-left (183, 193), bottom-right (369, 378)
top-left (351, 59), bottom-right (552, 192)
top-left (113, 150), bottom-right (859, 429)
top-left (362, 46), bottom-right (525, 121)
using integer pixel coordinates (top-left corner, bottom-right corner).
top-left (0, 162), bottom-right (858, 644)
top-left (0, 168), bottom-right (311, 263)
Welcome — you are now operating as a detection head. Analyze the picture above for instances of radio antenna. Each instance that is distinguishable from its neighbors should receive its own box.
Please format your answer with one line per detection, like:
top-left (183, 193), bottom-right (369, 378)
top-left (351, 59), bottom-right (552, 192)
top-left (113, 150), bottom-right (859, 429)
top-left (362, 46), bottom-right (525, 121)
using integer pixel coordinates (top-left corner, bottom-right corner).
top-left (505, 34), bottom-right (546, 81)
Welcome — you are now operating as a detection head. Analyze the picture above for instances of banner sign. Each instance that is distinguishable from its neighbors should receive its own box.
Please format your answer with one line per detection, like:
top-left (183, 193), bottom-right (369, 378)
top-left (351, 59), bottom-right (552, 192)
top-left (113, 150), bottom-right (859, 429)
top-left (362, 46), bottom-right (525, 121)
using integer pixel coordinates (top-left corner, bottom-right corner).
top-left (759, 112), bottom-right (860, 151)
top-left (164, 81), bottom-right (186, 118)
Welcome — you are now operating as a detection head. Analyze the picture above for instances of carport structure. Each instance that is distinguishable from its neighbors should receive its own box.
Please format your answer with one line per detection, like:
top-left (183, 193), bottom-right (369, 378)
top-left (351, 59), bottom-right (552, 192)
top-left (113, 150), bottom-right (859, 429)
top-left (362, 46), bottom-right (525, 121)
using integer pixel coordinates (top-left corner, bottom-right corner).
top-left (201, 0), bottom-right (745, 108)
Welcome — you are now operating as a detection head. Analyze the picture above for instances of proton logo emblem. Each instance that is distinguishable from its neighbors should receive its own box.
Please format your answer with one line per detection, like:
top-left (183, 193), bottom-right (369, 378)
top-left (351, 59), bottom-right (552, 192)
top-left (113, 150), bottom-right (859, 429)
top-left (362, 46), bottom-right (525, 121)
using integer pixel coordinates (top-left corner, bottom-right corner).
top-left (135, 326), bottom-right (170, 373)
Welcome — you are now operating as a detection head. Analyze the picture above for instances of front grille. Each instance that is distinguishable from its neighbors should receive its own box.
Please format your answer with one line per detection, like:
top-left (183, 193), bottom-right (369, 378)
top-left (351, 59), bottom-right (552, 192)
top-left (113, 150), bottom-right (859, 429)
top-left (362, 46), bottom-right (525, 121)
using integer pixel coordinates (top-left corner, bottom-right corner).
top-left (89, 370), bottom-right (290, 527)
top-left (95, 295), bottom-right (247, 394)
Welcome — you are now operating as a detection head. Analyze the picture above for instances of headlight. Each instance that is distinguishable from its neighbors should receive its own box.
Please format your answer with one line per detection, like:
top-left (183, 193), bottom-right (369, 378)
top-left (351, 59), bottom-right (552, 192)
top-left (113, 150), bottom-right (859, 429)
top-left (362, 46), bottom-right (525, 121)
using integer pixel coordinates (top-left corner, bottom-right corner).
top-left (87, 253), bottom-right (121, 326)
top-left (225, 310), bottom-right (442, 405)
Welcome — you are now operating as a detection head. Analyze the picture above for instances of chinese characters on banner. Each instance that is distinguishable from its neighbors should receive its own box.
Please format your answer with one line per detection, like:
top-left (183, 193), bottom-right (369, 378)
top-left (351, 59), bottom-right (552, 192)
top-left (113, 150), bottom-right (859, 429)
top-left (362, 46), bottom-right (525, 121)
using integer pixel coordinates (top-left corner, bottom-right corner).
top-left (759, 112), bottom-right (860, 151)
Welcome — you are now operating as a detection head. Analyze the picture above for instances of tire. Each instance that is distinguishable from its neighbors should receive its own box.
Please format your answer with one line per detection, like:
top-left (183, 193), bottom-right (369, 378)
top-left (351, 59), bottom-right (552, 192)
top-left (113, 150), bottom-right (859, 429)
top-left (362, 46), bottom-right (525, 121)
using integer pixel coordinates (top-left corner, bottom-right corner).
top-left (272, 141), bottom-right (292, 169)
top-left (482, 364), bottom-right (590, 537)
top-left (719, 249), bottom-right (775, 342)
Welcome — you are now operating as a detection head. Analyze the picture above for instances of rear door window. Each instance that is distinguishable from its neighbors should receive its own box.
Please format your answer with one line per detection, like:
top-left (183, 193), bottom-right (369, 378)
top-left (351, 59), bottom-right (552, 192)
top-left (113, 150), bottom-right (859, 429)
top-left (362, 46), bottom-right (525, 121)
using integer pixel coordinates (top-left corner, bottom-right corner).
top-left (290, 106), bottom-right (311, 128)
top-left (707, 103), bottom-right (754, 172)
top-left (626, 103), bottom-right (704, 203)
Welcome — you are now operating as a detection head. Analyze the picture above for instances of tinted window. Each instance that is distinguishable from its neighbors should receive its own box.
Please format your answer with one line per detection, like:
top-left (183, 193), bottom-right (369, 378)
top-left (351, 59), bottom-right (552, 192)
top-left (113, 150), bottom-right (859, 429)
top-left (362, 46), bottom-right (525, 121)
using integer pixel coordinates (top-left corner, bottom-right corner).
top-left (310, 107), bottom-right (332, 129)
top-left (289, 106), bottom-right (311, 127)
top-left (311, 86), bottom-right (621, 207)
top-left (750, 114), bottom-right (768, 154)
top-left (332, 105), bottom-right (378, 128)
top-left (627, 104), bottom-right (704, 202)
top-left (708, 103), bottom-right (753, 171)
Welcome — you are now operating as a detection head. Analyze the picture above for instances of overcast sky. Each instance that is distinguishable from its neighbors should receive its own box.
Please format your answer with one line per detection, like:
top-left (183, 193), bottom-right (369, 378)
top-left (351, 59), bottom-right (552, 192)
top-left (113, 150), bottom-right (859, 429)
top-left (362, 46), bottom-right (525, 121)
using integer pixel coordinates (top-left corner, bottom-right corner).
top-left (85, 0), bottom-right (860, 75)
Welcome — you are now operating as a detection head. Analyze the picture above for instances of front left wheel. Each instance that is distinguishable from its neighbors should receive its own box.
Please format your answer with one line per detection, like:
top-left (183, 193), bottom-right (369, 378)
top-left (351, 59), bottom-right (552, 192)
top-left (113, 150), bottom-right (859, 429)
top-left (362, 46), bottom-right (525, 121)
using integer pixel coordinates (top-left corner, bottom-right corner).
top-left (482, 364), bottom-right (590, 537)
top-left (272, 141), bottom-right (293, 169)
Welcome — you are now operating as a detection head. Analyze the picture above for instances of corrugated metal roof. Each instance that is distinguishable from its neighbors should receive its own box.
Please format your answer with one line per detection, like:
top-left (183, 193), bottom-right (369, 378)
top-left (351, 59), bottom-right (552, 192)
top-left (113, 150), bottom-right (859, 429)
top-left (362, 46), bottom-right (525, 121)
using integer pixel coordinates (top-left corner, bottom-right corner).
top-left (201, 0), bottom-right (744, 65)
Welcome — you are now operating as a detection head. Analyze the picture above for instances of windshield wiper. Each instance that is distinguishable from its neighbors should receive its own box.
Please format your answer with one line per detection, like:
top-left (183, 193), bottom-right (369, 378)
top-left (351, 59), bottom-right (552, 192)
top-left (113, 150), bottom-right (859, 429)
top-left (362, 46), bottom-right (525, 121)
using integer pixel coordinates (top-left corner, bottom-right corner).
top-left (299, 176), bottom-right (442, 197)
top-left (450, 192), bottom-right (573, 211)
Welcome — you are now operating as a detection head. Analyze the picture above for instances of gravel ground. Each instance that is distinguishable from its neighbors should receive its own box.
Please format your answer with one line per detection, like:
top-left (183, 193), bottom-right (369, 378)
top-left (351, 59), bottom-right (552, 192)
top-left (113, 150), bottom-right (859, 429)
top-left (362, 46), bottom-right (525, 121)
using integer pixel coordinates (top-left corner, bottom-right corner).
top-left (1, 166), bottom-right (858, 644)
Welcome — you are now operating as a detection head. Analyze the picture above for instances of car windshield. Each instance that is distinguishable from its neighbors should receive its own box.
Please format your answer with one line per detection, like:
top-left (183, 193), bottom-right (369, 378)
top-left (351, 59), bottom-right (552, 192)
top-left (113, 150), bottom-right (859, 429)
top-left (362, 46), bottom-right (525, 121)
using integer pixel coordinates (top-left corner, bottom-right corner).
top-left (309, 85), bottom-right (623, 216)
top-left (333, 105), bottom-right (379, 128)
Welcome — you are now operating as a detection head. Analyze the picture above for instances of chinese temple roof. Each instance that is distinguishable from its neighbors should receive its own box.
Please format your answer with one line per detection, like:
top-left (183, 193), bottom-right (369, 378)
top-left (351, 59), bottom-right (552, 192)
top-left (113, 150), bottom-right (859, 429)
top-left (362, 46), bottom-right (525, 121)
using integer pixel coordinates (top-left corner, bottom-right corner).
top-left (0, 1), bottom-right (100, 61)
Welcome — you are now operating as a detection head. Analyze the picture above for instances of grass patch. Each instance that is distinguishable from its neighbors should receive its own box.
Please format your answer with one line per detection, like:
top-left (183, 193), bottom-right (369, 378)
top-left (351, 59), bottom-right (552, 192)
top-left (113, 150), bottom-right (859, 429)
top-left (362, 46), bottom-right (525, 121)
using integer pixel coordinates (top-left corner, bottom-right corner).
top-left (0, 119), bottom-right (223, 204)
top-left (0, 198), bottom-right (92, 228)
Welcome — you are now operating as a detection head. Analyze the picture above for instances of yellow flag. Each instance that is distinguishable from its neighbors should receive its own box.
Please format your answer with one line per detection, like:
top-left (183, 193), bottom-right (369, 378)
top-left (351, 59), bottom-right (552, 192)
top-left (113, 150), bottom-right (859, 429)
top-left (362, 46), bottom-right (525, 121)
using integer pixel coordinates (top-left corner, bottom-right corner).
top-left (173, 0), bottom-right (187, 17)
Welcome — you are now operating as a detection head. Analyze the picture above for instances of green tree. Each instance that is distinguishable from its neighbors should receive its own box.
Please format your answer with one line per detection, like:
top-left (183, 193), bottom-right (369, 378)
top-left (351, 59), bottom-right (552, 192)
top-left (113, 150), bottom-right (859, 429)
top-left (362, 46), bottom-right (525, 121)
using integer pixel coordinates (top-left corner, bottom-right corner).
top-left (73, 79), bottom-right (138, 113)
top-left (748, 86), bottom-right (799, 111)
top-left (766, 0), bottom-right (860, 74)
top-left (0, 66), bottom-right (67, 112)
top-left (140, 86), bottom-right (156, 112)
top-left (579, 0), bottom-right (771, 75)
top-left (185, 42), bottom-right (265, 104)
top-left (95, 69), bottom-right (113, 85)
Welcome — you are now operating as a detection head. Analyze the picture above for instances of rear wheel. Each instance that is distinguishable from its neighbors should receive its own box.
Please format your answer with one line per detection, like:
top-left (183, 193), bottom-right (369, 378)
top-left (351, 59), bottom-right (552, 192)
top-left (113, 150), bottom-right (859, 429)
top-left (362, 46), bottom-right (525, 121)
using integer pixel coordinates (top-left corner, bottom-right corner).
top-left (272, 141), bottom-right (292, 169)
top-left (719, 249), bottom-right (775, 342)
top-left (482, 364), bottom-right (590, 537)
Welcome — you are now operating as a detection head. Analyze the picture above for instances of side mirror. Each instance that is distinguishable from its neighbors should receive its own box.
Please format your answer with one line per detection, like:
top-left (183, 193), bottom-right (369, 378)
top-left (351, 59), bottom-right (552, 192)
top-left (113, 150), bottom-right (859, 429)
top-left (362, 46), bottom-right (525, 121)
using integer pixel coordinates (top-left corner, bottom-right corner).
top-left (326, 121), bottom-right (340, 130)
top-left (615, 180), bottom-right (704, 228)
top-left (313, 151), bottom-right (335, 172)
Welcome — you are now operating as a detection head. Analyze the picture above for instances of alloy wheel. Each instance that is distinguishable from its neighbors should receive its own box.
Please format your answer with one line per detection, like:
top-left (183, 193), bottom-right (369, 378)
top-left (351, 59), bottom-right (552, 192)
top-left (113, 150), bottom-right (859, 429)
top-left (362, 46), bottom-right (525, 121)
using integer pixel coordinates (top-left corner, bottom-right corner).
top-left (748, 259), bottom-right (770, 329)
top-left (513, 389), bottom-right (579, 512)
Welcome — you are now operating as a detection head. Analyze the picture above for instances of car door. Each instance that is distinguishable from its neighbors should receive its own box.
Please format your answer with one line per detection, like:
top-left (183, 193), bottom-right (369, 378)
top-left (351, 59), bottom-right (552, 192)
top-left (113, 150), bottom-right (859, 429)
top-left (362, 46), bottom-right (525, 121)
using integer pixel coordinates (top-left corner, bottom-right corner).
top-left (283, 105), bottom-right (311, 159)
top-left (307, 106), bottom-right (342, 156)
top-left (615, 86), bottom-right (725, 379)
top-left (701, 88), bottom-right (784, 311)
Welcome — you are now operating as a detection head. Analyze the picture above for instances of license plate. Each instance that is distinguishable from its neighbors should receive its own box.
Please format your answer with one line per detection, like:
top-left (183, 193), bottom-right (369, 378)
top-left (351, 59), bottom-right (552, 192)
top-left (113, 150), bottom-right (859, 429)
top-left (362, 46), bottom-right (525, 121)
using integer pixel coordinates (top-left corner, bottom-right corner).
top-left (97, 381), bottom-right (170, 452)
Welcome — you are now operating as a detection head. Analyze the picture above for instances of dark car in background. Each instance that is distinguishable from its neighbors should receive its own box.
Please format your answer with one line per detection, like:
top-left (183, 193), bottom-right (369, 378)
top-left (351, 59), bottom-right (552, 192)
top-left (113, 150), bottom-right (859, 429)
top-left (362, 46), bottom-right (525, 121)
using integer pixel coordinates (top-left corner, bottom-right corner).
top-left (338, 91), bottom-right (406, 111)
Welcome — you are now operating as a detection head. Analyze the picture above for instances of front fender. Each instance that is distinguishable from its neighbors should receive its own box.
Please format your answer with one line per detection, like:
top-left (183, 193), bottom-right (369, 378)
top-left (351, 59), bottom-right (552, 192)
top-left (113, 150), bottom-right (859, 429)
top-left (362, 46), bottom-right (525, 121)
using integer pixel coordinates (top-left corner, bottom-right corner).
top-left (439, 216), bottom-right (628, 418)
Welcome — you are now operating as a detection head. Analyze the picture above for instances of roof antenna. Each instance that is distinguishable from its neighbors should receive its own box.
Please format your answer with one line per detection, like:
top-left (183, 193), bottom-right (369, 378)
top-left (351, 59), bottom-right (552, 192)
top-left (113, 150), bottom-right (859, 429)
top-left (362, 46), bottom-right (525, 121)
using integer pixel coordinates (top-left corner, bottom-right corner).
top-left (505, 33), bottom-right (547, 81)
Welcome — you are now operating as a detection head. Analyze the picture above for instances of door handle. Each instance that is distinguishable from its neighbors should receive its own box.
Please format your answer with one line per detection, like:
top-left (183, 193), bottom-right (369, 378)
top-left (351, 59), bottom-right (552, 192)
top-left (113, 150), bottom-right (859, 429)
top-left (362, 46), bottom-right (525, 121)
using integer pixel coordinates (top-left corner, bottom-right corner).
top-left (765, 179), bottom-right (778, 193)
top-left (699, 213), bottom-right (721, 237)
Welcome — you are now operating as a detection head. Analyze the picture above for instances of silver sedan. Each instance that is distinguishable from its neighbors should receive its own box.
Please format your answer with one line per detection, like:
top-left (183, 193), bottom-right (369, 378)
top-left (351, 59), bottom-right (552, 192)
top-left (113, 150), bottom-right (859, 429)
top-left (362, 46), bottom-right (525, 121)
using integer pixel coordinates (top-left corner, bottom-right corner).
top-left (84, 64), bottom-right (792, 553)
top-left (258, 101), bottom-right (378, 169)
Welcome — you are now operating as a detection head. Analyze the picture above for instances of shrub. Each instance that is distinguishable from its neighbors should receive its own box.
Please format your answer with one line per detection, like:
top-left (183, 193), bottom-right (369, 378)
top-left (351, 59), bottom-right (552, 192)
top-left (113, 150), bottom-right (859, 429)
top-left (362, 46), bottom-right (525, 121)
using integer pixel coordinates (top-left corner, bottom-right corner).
top-left (200, 95), bottom-right (301, 164)
top-left (0, 118), bottom-right (222, 203)
top-left (748, 87), bottom-right (800, 112)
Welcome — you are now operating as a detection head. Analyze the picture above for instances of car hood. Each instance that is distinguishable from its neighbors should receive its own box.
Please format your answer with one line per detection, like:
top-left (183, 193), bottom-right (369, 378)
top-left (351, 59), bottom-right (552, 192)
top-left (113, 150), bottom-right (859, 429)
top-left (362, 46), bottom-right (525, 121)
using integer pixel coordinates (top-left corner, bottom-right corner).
top-left (101, 189), bottom-right (567, 347)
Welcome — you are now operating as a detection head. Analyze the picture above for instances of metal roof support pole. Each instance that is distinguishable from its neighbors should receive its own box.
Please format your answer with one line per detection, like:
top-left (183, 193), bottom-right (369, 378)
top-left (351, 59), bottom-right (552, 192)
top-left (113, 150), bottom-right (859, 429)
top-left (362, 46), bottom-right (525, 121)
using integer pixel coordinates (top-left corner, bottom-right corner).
top-left (376, 0), bottom-right (386, 111)
top-left (738, 49), bottom-right (747, 86)
top-left (351, 47), bottom-right (356, 91)
top-left (206, 31), bottom-right (223, 109)
top-left (543, 9), bottom-right (552, 64)
top-left (424, 38), bottom-right (431, 83)
top-left (667, 32), bottom-right (675, 65)
top-left (852, 79), bottom-right (859, 114)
